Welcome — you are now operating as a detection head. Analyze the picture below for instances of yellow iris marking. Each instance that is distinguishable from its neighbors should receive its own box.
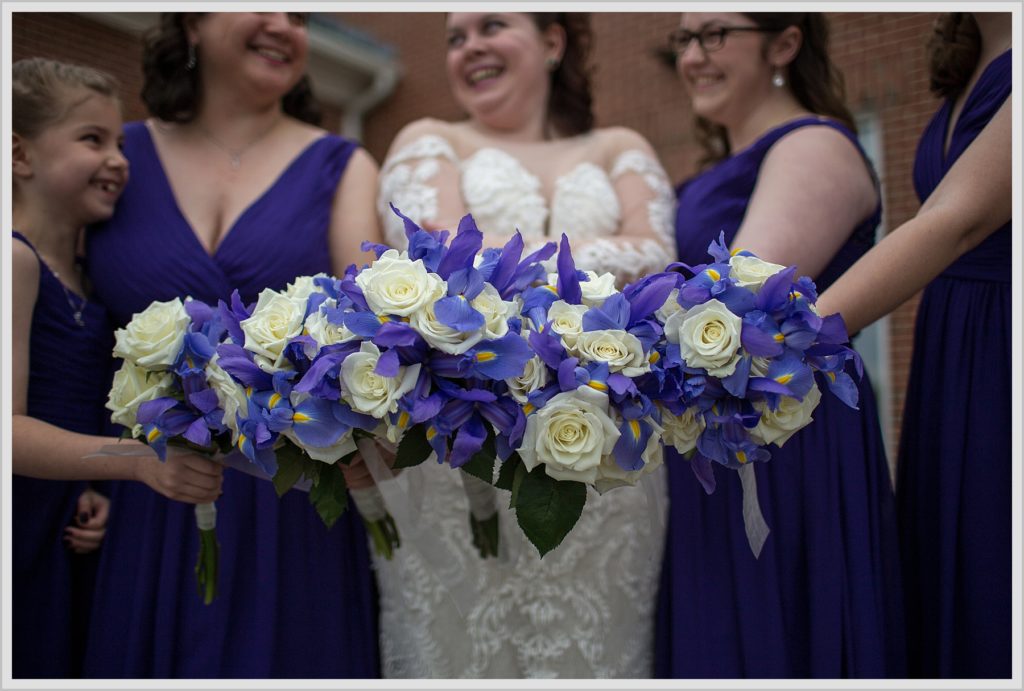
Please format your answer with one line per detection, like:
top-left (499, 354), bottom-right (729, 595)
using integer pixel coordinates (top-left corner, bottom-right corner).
top-left (293, 412), bottom-right (310, 424)
top-left (398, 411), bottom-right (409, 428)
top-left (827, 371), bottom-right (837, 382)
top-left (245, 387), bottom-right (254, 397)
top-left (523, 403), bottom-right (535, 416)
top-left (146, 428), bottom-right (161, 443)
top-left (238, 434), bottom-right (247, 448)
top-left (379, 315), bottom-right (390, 323)
top-left (476, 351), bottom-right (496, 363)
top-left (707, 269), bottom-right (721, 281)
top-left (775, 373), bottom-right (793, 385)
top-left (588, 380), bottom-right (608, 392)
top-left (426, 427), bottom-right (437, 440)
top-left (736, 450), bottom-right (748, 464)
top-left (268, 393), bottom-right (282, 408)
top-left (629, 420), bottom-right (641, 438)
top-left (774, 333), bottom-right (785, 342)
top-left (730, 247), bottom-right (743, 256)
top-left (649, 351), bottom-right (661, 364)
top-left (544, 284), bottom-right (559, 295)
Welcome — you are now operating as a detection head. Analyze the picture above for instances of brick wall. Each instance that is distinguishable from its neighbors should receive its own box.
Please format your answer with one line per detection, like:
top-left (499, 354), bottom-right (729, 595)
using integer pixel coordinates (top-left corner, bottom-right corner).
top-left (11, 10), bottom-right (942, 459)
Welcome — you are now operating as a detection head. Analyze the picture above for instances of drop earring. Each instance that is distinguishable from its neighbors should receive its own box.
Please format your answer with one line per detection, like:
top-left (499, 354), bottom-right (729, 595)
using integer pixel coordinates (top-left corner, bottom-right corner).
top-left (772, 68), bottom-right (785, 88)
top-left (186, 42), bottom-right (197, 71)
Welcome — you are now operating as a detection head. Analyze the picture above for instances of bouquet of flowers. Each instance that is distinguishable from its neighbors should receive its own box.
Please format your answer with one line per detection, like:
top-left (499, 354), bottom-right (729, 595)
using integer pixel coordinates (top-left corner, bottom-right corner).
top-left (106, 296), bottom-right (233, 604)
top-left (650, 233), bottom-right (862, 553)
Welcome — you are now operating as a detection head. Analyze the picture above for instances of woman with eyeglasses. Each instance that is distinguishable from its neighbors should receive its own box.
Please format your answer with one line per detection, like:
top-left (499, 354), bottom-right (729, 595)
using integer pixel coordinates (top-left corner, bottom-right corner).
top-left (81, 13), bottom-right (382, 678)
top-left (655, 13), bottom-right (905, 677)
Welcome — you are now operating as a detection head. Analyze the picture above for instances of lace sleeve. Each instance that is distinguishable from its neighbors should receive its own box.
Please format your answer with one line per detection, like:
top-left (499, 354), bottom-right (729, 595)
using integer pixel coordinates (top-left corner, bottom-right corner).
top-left (378, 134), bottom-right (459, 249)
top-left (571, 149), bottom-right (676, 284)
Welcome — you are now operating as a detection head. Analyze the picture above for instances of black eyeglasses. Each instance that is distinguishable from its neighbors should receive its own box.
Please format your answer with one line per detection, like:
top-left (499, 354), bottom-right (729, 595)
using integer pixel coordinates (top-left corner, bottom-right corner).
top-left (667, 26), bottom-right (777, 54)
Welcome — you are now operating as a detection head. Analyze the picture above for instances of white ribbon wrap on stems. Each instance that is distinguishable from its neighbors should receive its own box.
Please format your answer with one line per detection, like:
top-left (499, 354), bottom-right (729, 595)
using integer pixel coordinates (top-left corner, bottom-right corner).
top-left (459, 473), bottom-right (497, 521)
top-left (194, 501), bottom-right (217, 530)
top-left (349, 486), bottom-right (388, 522)
top-left (738, 463), bottom-right (770, 558)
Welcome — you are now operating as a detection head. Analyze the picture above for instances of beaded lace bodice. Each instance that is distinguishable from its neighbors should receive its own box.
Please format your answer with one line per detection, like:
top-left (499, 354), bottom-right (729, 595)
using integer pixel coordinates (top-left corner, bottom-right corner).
top-left (372, 132), bottom-right (673, 678)
top-left (378, 134), bottom-right (676, 284)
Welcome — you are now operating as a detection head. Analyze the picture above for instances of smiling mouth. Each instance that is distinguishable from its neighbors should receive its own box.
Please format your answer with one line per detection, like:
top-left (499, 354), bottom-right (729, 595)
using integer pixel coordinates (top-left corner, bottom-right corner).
top-left (254, 46), bottom-right (289, 63)
top-left (94, 180), bottom-right (122, 194)
top-left (467, 66), bottom-right (502, 86)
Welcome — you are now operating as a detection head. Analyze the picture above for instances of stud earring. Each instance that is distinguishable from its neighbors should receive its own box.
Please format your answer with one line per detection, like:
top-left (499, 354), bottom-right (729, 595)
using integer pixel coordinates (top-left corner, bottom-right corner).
top-left (186, 42), bottom-right (197, 71)
top-left (772, 68), bottom-right (785, 88)
top-left (545, 56), bottom-right (560, 71)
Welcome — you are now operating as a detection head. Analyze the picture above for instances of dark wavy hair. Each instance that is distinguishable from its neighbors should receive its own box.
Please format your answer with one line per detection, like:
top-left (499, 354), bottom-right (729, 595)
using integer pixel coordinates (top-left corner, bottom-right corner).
top-left (529, 12), bottom-right (595, 137)
top-left (141, 13), bottom-right (321, 125)
top-left (927, 13), bottom-right (981, 99)
top-left (695, 13), bottom-right (855, 167)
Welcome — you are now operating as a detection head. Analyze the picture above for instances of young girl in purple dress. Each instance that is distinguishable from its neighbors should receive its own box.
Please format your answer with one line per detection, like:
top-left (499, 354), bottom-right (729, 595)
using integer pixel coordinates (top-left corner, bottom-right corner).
top-left (11, 57), bottom-right (223, 678)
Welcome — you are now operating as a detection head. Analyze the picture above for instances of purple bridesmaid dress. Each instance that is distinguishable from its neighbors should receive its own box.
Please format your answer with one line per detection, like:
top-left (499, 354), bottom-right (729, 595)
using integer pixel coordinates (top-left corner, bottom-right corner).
top-left (655, 118), bottom-right (905, 677)
top-left (12, 232), bottom-right (113, 677)
top-left (898, 50), bottom-right (1011, 678)
top-left (82, 122), bottom-right (379, 678)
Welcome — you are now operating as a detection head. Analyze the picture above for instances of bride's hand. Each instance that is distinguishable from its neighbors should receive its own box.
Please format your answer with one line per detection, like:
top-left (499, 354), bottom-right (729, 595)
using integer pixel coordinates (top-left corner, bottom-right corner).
top-left (341, 442), bottom-right (398, 490)
top-left (134, 449), bottom-right (224, 504)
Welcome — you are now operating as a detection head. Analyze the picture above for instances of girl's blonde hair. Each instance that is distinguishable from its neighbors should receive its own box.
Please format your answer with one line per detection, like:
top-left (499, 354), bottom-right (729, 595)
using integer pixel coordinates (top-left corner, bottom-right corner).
top-left (13, 57), bottom-right (121, 139)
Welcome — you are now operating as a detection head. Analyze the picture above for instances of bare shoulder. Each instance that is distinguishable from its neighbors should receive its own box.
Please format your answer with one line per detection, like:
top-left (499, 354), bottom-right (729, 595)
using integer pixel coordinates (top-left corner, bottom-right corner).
top-left (592, 126), bottom-right (658, 159)
top-left (386, 117), bottom-right (461, 157)
top-left (767, 123), bottom-right (868, 177)
top-left (347, 146), bottom-right (380, 175)
top-left (12, 237), bottom-right (40, 284)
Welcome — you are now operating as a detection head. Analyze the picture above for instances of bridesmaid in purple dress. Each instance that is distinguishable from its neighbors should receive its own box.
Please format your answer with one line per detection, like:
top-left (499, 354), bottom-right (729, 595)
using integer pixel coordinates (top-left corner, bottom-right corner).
top-left (819, 13), bottom-right (1012, 678)
top-left (655, 13), bottom-right (905, 677)
top-left (12, 58), bottom-right (221, 678)
top-left (82, 13), bottom-right (382, 677)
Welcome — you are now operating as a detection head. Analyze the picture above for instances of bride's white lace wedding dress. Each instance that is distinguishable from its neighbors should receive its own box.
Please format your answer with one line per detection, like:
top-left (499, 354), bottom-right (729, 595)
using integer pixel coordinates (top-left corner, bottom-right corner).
top-left (372, 131), bottom-right (676, 678)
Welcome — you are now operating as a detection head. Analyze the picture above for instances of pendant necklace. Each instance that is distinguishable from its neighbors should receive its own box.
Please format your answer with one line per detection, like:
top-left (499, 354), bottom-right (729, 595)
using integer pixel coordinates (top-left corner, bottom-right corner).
top-left (199, 117), bottom-right (282, 170)
top-left (49, 268), bottom-right (87, 328)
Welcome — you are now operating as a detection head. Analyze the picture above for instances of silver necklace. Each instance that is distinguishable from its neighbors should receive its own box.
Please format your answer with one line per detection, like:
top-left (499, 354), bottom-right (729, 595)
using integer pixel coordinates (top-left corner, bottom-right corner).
top-left (199, 118), bottom-right (282, 170)
top-left (49, 269), bottom-right (86, 328)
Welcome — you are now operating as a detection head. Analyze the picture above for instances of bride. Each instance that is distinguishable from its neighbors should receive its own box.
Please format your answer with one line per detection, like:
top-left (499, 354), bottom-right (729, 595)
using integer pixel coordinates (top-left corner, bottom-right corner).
top-left (372, 12), bottom-right (676, 678)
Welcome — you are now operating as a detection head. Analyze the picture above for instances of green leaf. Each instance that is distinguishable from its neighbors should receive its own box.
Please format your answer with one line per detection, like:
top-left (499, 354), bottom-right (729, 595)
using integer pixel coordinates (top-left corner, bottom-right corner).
top-left (394, 425), bottom-right (433, 469)
top-left (509, 460), bottom-right (528, 509)
top-left (459, 428), bottom-right (496, 484)
top-left (514, 464), bottom-right (586, 557)
top-left (495, 452), bottom-right (522, 492)
top-left (309, 464), bottom-right (349, 529)
top-left (272, 442), bottom-right (307, 497)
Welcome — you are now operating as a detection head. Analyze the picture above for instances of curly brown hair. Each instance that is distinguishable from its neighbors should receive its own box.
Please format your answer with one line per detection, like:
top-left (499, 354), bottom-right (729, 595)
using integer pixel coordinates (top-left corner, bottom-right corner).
top-left (141, 13), bottom-right (321, 125)
top-left (529, 13), bottom-right (595, 137)
top-left (927, 13), bottom-right (982, 99)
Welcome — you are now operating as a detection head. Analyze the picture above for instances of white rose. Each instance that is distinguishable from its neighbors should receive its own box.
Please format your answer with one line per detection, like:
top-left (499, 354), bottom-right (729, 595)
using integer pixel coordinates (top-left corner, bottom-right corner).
top-left (240, 288), bottom-right (307, 373)
top-left (304, 307), bottom-right (358, 350)
top-left (546, 300), bottom-right (589, 349)
top-left (113, 297), bottom-right (190, 370)
top-left (284, 273), bottom-right (330, 301)
top-left (518, 386), bottom-right (620, 484)
top-left (666, 299), bottom-right (743, 377)
top-left (655, 288), bottom-right (684, 324)
top-left (205, 353), bottom-right (248, 443)
top-left (340, 341), bottom-right (421, 419)
top-left (505, 355), bottom-right (549, 404)
top-left (594, 414), bottom-right (665, 494)
top-left (546, 270), bottom-right (618, 307)
top-left (750, 356), bottom-right (771, 377)
top-left (728, 254), bottom-right (787, 291)
top-left (751, 383), bottom-right (822, 447)
top-left (572, 329), bottom-right (649, 377)
top-left (472, 283), bottom-right (515, 340)
top-left (660, 404), bottom-right (704, 455)
top-left (106, 361), bottom-right (174, 436)
top-left (356, 249), bottom-right (446, 317)
top-left (409, 299), bottom-right (485, 355)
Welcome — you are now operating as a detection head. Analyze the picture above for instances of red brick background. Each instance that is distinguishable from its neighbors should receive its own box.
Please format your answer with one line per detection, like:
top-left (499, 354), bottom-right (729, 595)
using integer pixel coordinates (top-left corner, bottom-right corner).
top-left (12, 11), bottom-right (942, 458)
